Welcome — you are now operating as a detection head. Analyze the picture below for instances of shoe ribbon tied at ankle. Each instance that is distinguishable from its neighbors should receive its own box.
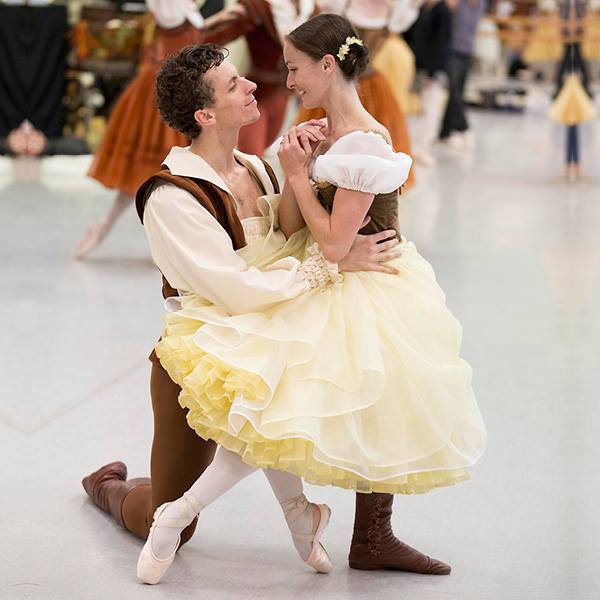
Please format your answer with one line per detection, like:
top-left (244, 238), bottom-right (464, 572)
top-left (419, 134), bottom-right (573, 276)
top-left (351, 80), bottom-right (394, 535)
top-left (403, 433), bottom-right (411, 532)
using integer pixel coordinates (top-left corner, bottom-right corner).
top-left (280, 494), bottom-right (309, 520)
top-left (280, 494), bottom-right (316, 543)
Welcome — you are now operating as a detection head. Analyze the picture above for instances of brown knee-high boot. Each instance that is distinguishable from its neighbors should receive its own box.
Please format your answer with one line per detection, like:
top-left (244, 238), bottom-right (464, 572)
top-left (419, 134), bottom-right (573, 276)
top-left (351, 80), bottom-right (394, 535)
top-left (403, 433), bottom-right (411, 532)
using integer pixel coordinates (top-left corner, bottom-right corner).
top-left (348, 492), bottom-right (451, 574)
top-left (82, 461), bottom-right (150, 528)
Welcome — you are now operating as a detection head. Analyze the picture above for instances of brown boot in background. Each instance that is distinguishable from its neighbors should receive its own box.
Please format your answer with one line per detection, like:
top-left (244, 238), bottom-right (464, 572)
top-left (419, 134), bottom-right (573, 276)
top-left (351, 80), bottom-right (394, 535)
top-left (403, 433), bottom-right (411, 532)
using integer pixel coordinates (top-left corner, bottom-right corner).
top-left (348, 492), bottom-right (451, 574)
top-left (82, 461), bottom-right (150, 528)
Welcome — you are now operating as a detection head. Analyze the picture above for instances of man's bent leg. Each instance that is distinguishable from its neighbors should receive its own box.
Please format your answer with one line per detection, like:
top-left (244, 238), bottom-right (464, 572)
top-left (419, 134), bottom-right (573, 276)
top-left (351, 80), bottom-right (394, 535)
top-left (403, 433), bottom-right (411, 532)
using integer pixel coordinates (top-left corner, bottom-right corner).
top-left (120, 481), bottom-right (152, 539)
top-left (121, 360), bottom-right (217, 546)
top-left (82, 462), bottom-right (150, 532)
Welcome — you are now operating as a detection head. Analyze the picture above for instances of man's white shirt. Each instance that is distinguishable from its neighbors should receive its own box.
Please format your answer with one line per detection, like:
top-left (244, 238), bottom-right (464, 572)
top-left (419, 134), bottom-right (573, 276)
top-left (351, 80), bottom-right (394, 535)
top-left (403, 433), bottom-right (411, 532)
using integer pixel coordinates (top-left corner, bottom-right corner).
top-left (143, 146), bottom-right (311, 315)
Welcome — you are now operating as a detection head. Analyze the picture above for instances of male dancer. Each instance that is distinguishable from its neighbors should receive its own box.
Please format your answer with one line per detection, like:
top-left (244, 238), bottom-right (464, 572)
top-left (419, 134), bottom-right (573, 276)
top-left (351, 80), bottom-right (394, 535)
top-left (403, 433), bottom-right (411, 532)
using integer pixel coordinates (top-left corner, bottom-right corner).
top-left (82, 44), bottom-right (402, 553)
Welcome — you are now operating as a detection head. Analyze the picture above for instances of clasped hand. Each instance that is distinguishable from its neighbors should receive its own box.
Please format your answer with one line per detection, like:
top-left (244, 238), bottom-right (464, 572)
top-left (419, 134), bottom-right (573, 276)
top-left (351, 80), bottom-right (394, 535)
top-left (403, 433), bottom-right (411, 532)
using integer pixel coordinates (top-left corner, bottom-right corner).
top-left (277, 119), bottom-right (327, 178)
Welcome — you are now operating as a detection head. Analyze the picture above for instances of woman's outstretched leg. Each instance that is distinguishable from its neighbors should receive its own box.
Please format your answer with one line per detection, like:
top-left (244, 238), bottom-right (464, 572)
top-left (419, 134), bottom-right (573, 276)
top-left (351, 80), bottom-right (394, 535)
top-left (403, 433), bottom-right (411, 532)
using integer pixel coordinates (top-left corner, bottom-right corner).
top-left (146, 446), bottom-right (257, 560)
top-left (264, 469), bottom-right (331, 571)
top-left (137, 448), bottom-right (332, 584)
top-left (74, 191), bottom-right (132, 259)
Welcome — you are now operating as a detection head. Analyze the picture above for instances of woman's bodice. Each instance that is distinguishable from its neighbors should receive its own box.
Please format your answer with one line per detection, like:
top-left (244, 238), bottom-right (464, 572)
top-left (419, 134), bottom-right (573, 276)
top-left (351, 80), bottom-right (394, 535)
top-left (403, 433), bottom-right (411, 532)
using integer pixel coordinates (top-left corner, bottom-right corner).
top-left (314, 182), bottom-right (401, 238)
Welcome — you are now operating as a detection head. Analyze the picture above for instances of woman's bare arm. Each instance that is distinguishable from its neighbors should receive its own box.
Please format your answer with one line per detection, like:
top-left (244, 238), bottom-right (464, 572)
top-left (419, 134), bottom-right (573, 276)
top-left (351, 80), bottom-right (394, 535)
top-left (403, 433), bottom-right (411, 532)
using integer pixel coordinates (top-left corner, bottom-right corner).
top-left (287, 173), bottom-right (374, 262)
top-left (277, 121), bottom-right (327, 238)
top-left (278, 180), bottom-right (306, 238)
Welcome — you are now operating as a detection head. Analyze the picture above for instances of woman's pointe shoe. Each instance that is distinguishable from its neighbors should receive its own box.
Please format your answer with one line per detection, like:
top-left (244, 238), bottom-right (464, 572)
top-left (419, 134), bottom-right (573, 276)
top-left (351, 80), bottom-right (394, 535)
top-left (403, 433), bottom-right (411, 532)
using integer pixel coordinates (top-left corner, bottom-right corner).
top-left (136, 492), bottom-right (201, 585)
top-left (73, 221), bottom-right (109, 260)
top-left (281, 494), bottom-right (333, 574)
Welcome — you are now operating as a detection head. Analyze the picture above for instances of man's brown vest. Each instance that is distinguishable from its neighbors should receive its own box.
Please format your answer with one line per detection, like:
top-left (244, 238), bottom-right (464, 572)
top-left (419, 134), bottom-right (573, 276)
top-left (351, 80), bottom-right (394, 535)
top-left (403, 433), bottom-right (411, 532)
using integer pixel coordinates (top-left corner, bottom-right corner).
top-left (135, 160), bottom-right (280, 362)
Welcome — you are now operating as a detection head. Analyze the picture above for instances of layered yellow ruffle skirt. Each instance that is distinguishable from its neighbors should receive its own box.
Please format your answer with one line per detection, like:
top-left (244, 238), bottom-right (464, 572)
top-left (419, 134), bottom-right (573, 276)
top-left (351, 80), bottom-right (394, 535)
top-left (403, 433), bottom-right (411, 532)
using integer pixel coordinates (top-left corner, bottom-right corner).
top-left (156, 203), bottom-right (487, 494)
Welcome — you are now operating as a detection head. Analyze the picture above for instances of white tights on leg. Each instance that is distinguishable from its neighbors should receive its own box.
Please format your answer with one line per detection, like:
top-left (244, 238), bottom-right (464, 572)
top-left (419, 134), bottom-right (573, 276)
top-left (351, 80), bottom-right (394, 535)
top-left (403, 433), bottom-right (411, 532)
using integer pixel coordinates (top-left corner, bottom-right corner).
top-left (264, 469), bottom-right (317, 561)
top-left (419, 78), bottom-right (447, 152)
top-left (150, 446), bottom-right (257, 559)
top-left (73, 192), bottom-right (132, 259)
top-left (150, 447), bottom-right (316, 561)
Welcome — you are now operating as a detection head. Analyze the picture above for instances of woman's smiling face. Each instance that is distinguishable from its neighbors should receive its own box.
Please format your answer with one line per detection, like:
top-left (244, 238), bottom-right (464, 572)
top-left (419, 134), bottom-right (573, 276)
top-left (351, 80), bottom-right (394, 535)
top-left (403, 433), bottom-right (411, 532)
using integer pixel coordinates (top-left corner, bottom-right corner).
top-left (283, 40), bottom-right (331, 109)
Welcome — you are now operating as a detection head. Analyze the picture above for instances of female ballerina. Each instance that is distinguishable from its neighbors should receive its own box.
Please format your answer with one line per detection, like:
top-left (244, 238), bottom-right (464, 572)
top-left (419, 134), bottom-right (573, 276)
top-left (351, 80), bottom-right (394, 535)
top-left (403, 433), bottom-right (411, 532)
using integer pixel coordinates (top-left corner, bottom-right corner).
top-left (138, 14), bottom-right (487, 584)
top-left (296, 0), bottom-right (419, 188)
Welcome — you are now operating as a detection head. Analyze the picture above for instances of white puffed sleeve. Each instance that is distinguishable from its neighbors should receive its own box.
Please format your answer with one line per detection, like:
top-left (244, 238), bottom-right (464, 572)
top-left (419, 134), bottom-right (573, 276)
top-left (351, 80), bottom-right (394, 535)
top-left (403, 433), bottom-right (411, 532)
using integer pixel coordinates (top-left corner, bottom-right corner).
top-left (146, 0), bottom-right (204, 29)
top-left (315, 0), bottom-right (347, 14)
top-left (312, 131), bottom-right (413, 194)
top-left (389, 0), bottom-right (422, 33)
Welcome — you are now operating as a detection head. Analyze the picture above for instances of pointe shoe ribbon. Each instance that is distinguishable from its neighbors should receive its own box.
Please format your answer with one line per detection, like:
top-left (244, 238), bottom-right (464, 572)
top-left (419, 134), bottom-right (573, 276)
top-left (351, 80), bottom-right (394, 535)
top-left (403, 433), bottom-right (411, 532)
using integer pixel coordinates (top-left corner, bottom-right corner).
top-left (280, 494), bottom-right (333, 574)
top-left (136, 492), bottom-right (202, 585)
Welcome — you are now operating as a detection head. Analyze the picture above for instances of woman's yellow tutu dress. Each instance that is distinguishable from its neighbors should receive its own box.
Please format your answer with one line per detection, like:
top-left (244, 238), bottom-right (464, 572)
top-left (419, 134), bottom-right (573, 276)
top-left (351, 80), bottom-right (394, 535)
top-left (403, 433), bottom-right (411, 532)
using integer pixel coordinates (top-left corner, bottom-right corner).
top-left (549, 73), bottom-right (597, 125)
top-left (156, 131), bottom-right (487, 495)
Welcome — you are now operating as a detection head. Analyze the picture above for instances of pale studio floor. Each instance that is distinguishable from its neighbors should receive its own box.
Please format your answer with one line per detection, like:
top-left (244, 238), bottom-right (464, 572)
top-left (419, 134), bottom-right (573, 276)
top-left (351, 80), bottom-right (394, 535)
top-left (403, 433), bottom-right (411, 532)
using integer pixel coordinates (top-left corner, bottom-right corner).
top-left (1, 110), bottom-right (599, 600)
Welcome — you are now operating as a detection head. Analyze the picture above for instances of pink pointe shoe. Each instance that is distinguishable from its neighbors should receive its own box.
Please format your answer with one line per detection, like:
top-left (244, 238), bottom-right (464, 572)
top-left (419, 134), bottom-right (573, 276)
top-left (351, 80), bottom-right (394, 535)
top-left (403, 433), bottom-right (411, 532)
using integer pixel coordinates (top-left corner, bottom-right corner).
top-left (281, 494), bottom-right (333, 574)
top-left (73, 221), bottom-right (109, 260)
top-left (136, 492), bottom-right (200, 585)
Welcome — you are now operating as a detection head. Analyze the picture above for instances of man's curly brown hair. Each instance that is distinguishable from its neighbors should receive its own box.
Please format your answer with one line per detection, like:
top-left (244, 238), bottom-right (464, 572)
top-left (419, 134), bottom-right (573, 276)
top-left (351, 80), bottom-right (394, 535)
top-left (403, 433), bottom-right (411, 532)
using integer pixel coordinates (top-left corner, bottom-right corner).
top-left (156, 44), bottom-right (228, 139)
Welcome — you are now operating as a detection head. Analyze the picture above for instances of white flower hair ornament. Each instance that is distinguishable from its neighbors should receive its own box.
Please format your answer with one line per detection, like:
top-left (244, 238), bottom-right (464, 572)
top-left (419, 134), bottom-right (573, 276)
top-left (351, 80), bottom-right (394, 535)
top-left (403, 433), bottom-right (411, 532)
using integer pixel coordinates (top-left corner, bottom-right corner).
top-left (336, 36), bottom-right (364, 61)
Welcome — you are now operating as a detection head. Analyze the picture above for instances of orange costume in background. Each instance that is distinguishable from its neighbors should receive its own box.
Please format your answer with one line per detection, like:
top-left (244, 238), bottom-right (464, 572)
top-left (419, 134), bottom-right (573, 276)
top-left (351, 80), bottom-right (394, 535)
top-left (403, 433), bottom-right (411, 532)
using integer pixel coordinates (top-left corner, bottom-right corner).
top-left (87, 22), bottom-right (200, 196)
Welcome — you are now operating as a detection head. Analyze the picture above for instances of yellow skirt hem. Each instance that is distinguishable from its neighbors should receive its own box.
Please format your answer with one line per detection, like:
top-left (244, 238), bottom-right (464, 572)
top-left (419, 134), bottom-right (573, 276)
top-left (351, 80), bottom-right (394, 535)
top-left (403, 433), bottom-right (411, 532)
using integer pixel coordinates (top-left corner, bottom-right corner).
top-left (156, 331), bottom-right (471, 496)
